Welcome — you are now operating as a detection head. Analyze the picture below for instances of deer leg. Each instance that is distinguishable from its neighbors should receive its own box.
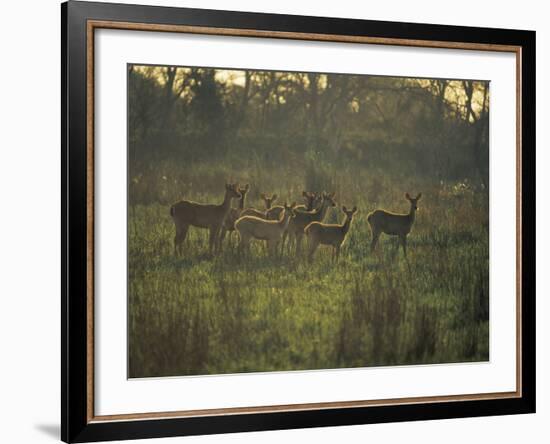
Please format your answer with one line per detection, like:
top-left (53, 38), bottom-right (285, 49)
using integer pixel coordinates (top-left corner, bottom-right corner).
top-left (268, 240), bottom-right (276, 257)
top-left (209, 226), bottom-right (219, 255)
top-left (237, 234), bottom-right (247, 258)
top-left (285, 231), bottom-right (292, 255)
top-left (280, 230), bottom-right (288, 255)
top-left (218, 227), bottom-right (228, 253)
top-left (275, 240), bottom-right (283, 259)
top-left (307, 240), bottom-right (319, 263)
top-left (181, 226), bottom-right (190, 256)
top-left (217, 225), bottom-right (225, 254)
top-left (400, 235), bottom-right (407, 258)
top-left (173, 225), bottom-right (180, 256)
top-left (174, 224), bottom-right (189, 257)
top-left (390, 237), bottom-right (400, 259)
top-left (237, 234), bottom-right (243, 258)
top-left (295, 233), bottom-right (303, 256)
top-left (237, 239), bottom-right (244, 258)
top-left (401, 235), bottom-right (411, 272)
top-left (173, 234), bottom-right (179, 257)
top-left (370, 231), bottom-right (380, 253)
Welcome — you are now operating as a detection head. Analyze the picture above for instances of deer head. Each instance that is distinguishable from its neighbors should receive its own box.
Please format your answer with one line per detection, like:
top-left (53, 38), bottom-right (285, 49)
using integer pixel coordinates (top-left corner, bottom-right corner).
top-left (405, 192), bottom-right (422, 211)
top-left (239, 184), bottom-right (250, 197)
top-left (302, 191), bottom-right (320, 211)
top-left (342, 205), bottom-right (358, 219)
top-left (322, 191), bottom-right (337, 208)
top-left (282, 202), bottom-right (297, 221)
top-left (226, 183), bottom-right (242, 199)
top-left (260, 193), bottom-right (278, 209)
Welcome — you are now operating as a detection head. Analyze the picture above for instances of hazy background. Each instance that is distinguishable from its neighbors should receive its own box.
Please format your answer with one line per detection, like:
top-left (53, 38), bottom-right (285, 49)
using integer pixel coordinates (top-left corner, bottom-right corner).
top-left (129, 65), bottom-right (489, 206)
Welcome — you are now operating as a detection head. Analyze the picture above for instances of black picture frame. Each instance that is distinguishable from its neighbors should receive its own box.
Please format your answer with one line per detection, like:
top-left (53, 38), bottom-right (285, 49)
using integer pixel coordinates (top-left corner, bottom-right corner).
top-left (62, 1), bottom-right (536, 442)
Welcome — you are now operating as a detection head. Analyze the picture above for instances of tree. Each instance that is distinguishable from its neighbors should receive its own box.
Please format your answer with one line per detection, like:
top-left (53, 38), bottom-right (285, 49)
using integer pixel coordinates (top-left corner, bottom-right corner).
top-left (189, 69), bottom-right (226, 154)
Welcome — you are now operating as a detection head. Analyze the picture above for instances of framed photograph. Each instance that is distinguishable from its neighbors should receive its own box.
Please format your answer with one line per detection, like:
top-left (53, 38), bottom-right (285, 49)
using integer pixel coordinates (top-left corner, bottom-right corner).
top-left (62, 1), bottom-right (535, 442)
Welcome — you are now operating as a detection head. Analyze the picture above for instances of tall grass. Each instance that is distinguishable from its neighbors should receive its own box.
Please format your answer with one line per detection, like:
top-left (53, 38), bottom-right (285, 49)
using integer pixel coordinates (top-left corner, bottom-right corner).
top-left (128, 163), bottom-right (488, 378)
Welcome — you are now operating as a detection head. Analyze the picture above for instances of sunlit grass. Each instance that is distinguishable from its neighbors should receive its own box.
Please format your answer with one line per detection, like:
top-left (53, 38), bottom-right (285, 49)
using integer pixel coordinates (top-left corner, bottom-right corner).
top-left (128, 167), bottom-right (488, 378)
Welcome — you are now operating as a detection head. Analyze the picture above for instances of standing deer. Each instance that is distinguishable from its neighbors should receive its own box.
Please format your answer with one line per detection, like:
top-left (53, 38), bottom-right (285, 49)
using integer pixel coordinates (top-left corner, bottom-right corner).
top-left (367, 192), bottom-right (422, 258)
top-left (305, 206), bottom-right (358, 262)
top-left (266, 190), bottom-right (319, 220)
top-left (239, 192), bottom-right (277, 219)
top-left (170, 183), bottom-right (241, 256)
top-left (285, 192), bottom-right (336, 254)
top-left (235, 202), bottom-right (296, 256)
top-left (219, 184), bottom-right (250, 248)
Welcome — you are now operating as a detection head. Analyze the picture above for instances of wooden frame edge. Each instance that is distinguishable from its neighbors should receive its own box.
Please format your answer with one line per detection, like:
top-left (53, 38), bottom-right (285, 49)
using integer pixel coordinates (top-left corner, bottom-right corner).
top-left (91, 391), bottom-right (520, 423)
top-left (86, 18), bottom-right (95, 424)
top-left (89, 19), bottom-right (521, 53)
top-left (516, 46), bottom-right (523, 398)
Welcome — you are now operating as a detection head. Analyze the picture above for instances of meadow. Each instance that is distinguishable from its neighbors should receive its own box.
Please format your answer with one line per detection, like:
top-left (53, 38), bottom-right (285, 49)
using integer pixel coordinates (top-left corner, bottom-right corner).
top-left (127, 161), bottom-right (489, 378)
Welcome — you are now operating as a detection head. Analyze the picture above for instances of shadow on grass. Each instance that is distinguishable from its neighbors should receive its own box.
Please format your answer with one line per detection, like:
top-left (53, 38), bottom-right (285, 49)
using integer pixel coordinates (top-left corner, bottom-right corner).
top-left (138, 237), bottom-right (394, 276)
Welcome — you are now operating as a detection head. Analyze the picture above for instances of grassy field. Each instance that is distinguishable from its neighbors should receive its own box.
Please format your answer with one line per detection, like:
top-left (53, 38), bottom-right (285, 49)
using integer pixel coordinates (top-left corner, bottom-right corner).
top-left (127, 162), bottom-right (489, 378)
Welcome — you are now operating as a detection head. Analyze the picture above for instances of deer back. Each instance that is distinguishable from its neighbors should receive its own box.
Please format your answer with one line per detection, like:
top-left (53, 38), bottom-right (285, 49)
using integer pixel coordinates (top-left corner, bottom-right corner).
top-left (368, 209), bottom-right (414, 236)
top-left (266, 206), bottom-right (284, 220)
top-left (235, 215), bottom-right (285, 241)
top-left (171, 184), bottom-right (239, 229)
top-left (240, 207), bottom-right (268, 219)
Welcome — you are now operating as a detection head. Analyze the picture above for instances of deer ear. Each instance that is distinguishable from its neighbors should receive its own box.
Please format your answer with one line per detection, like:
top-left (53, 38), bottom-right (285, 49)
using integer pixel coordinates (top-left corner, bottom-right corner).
top-left (272, 194), bottom-right (278, 202)
top-left (352, 206), bottom-right (358, 213)
top-left (302, 191), bottom-right (307, 197)
top-left (416, 193), bottom-right (422, 200)
top-left (405, 192), bottom-right (411, 200)
top-left (342, 206), bottom-right (347, 212)
top-left (245, 184), bottom-right (250, 190)
top-left (291, 201), bottom-right (296, 208)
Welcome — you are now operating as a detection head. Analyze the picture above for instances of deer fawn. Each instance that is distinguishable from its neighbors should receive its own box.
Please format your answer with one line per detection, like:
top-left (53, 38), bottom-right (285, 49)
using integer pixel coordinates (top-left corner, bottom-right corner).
top-left (284, 192), bottom-right (336, 254)
top-left (219, 184), bottom-right (250, 248)
top-left (170, 183), bottom-right (241, 256)
top-left (305, 206), bottom-right (358, 262)
top-left (367, 192), bottom-right (422, 258)
top-left (235, 202), bottom-right (296, 256)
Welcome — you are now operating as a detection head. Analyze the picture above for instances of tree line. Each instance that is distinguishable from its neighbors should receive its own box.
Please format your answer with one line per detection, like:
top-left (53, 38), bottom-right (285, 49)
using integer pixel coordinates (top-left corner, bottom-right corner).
top-left (128, 65), bottom-right (489, 185)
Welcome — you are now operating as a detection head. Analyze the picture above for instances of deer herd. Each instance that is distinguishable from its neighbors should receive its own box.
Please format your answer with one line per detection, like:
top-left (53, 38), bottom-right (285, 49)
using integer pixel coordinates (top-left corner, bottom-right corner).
top-left (170, 183), bottom-right (421, 262)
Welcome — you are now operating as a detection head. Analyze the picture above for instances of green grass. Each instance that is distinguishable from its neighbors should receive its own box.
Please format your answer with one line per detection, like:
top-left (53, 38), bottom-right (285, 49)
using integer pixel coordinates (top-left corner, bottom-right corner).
top-left (128, 165), bottom-right (489, 378)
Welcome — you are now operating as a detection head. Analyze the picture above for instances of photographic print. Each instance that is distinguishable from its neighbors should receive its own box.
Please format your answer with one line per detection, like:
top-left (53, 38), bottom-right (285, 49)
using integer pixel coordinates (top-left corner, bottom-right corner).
top-left (127, 64), bottom-right (490, 379)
